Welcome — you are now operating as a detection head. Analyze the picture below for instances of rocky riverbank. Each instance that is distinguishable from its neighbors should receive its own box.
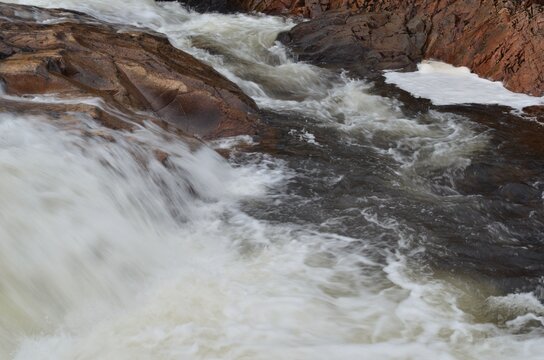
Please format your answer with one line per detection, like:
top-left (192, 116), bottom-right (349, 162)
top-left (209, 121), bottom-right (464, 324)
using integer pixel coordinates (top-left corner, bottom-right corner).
top-left (233, 0), bottom-right (544, 97)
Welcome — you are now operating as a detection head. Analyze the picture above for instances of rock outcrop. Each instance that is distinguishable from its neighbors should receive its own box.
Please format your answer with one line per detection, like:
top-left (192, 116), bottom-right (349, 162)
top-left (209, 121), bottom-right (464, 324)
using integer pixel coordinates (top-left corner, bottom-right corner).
top-left (0, 3), bottom-right (260, 139)
top-left (233, 0), bottom-right (419, 17)
top-left (268, 0), bottom-right (544, 96)
top-left (276, 9), bottom-right (426, 76)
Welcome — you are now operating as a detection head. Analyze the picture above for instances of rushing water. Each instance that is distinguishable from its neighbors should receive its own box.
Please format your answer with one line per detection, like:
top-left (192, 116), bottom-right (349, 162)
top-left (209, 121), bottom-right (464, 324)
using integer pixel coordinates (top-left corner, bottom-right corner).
top-left (2, 0), bottom-right (544, 359)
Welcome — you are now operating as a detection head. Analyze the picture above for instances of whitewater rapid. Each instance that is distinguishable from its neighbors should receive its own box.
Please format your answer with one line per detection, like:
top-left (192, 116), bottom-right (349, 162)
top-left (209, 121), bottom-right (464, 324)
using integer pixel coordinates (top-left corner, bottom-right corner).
top-left (2, 1), bottom-right (544, 359)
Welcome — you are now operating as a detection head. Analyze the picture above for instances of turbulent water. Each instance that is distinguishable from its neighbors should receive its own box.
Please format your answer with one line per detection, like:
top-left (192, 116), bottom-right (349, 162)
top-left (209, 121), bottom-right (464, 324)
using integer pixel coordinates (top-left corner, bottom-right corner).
top-left (2, 0), bottom-right (544, 359)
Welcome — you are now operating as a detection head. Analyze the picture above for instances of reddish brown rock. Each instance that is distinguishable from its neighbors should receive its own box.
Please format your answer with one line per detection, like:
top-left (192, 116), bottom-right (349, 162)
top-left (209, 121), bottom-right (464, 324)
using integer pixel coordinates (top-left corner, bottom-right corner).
top-left (233, 0), bottom-right (412, 17)
top-left (270, 0), bottom-right (544, 96)
top-left (421, 0), bottom-right (544, 96)
top-left (523, 105), bottom-right (544, 122)
top-left (0, 3), bottom-right (260, 139)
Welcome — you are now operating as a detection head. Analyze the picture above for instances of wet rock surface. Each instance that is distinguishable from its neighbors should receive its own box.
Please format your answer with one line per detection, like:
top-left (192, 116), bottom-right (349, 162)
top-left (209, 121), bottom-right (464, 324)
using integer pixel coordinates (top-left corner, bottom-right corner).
top-left (523, 105), bottom-right (544, 123)
top-left (277, 9), bottom-right (426, 78)
top-left (0, 3), bottom-right (260, 139)
top-left (274, 0), bottom-right (544, 96)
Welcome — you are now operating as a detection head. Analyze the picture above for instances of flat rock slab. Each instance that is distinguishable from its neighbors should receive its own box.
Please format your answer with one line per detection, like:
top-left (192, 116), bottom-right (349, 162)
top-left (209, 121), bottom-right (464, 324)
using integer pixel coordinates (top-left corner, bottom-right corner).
top-left (0, 3), bottom-right (260, 139)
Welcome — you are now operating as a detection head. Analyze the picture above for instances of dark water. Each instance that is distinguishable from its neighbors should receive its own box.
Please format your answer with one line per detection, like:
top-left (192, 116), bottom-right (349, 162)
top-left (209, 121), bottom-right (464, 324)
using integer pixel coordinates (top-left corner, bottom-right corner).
top-left (246, 98), bottom-right (544, 296)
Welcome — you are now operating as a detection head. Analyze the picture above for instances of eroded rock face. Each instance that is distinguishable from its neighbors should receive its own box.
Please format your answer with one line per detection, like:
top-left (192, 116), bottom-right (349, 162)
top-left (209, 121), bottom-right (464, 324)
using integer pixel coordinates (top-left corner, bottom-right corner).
top-left (274, 0), bottom-right (544, 96)
top-left (423, 0), bottom-right (543, 96)
top-left (234, 0), bottom-right (422, 17)
top-left (0, 3), bottom-right (260, 139)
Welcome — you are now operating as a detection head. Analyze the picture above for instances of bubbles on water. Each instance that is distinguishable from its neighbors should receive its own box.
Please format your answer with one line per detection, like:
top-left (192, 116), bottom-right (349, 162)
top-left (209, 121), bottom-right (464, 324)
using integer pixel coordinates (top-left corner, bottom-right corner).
top-left (487, 293), bottom-right (544, 324)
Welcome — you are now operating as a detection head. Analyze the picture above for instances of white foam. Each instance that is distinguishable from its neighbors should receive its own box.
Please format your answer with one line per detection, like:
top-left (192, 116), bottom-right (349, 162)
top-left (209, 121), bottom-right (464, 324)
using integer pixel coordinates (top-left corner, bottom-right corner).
top-left (384, 61), bottom-right (544, 109)
top-left (289, 128), bottom-right (321, 146)
top-left (209, 135), bottom-right (256, 150)
top-left (0, 111), bottom-right (540, 360)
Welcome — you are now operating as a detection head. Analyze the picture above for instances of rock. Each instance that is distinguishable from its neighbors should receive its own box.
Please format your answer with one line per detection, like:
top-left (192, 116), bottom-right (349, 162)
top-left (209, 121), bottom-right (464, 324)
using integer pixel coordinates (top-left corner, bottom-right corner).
top-left (421, 0), bottom-right (543, 97)
top-left (158, 0), bottom-right (243, 13)
top-left (0, 3), bottom-right (260, 139)
top-left (278, 9), bottom-right (426, 78)
top-left (523, 106), bottom-right (544, 122)
top-left (440, 104), bottom-right (544, 159)
top-left (274, 0), bottom-right (544, 96)
top-left (234, 0), bottom-right (416, 16)
top-left (233, 0), bottom-right (313, 16)
top-left (459, 163), bottom-right (520, 195)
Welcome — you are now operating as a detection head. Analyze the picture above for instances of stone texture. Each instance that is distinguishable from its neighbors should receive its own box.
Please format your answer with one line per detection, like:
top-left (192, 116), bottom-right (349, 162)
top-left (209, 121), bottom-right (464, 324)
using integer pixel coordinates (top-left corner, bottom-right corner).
top-left (267, 0), bottom-right (544, 96)
top-left (421, 0), bottom-right (544, 97)
top-left (523, 105), bottom-right (544, 122)
top-left (0, 3), bottom-right (260, 139)
top-left (277, 9), bottom-right (427, 76)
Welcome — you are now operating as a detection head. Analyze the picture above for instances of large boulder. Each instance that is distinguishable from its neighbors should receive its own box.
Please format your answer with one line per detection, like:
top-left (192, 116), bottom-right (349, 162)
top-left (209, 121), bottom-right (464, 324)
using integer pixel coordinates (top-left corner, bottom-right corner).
top-left (0, 3), bottom-right (260, 139)
top-left (275, 0), bottom-right (544, 96)
top-left (277, 9), bottom-right (427, 77)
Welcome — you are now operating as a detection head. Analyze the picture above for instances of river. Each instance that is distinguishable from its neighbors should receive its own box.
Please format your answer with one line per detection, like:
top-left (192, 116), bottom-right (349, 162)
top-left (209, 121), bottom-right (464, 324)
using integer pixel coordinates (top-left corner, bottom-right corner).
top-left (1, 0), bottom-right (544, 359)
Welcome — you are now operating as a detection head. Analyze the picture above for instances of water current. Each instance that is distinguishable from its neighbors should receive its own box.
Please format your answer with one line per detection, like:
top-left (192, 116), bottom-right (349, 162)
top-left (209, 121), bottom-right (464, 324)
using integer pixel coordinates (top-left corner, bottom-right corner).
top-left (1, 0), bottom-right (544, 358)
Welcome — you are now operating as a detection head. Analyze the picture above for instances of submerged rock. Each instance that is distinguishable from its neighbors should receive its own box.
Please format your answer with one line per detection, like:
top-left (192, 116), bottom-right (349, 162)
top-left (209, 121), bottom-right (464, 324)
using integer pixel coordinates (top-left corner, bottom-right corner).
top-left (273, 0), bottom-right (544, 96)
top-left (0, 3), bottom-right (260, 139)
top-left (498, 183), bottom-right (542, 204)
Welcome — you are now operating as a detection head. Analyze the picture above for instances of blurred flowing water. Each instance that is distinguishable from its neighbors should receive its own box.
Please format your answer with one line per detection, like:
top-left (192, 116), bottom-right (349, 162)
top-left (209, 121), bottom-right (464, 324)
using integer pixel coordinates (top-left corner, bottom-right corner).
top-left (1, 1), bottom-right (544, 359)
